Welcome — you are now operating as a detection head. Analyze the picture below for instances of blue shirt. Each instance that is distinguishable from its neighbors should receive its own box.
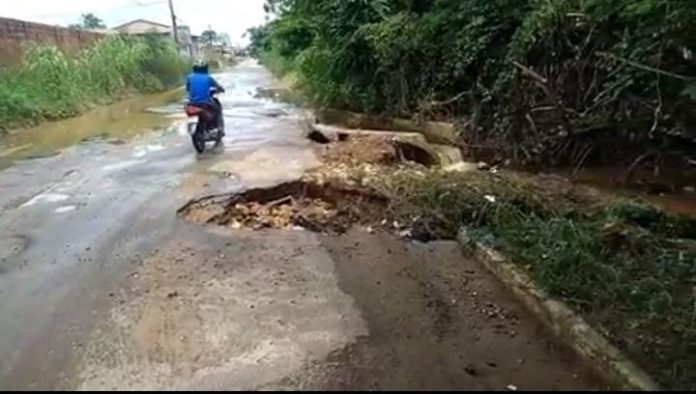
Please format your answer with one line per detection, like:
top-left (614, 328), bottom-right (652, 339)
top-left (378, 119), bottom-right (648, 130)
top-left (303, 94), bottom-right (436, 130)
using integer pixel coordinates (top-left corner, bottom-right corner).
top-left (186, 72), bottom-right (221, 104)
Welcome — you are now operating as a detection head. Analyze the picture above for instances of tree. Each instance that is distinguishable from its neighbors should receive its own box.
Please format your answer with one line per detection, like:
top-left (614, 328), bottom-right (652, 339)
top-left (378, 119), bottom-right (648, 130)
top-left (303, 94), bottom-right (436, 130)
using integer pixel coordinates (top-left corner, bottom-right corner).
top-left (218, 33), bottom-right (232, 47)
top-left (80, 13), bottom-right (106, 29)
top-left (70, 13), bottom-right (106, 30)
top-left (201, 28), bottom-right (218, 46)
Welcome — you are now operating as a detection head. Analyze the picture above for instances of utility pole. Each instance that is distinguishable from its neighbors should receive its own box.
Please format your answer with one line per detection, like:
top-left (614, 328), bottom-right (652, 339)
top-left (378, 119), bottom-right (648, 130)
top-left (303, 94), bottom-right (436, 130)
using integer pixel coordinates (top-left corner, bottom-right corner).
top-left (167, 0), bottom-right (179, 45)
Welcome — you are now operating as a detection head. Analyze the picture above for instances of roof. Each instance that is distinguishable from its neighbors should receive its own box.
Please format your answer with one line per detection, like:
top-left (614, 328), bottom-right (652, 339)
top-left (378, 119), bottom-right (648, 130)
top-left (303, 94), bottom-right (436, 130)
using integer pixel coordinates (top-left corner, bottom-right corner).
top-left (113, 19), bottom-right (170, 30)
top-left (87, 28), bottom-right (120, 35)
top-left (112, 19), bottom-right (171, 34)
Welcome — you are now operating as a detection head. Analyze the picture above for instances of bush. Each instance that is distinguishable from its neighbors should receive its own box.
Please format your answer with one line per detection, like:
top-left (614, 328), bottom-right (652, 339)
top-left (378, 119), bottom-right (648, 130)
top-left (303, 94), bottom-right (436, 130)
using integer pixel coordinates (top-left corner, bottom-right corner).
top-left (249, 0), bottom-right (696, 167)
top-left (0, 36), bottom-right (190, 130)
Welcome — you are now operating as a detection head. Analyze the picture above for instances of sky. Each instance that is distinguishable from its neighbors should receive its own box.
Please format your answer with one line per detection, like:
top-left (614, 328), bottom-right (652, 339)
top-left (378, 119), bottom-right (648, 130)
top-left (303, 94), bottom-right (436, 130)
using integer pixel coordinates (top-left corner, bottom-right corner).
top-left (0, 0), bottom-right (268, 46)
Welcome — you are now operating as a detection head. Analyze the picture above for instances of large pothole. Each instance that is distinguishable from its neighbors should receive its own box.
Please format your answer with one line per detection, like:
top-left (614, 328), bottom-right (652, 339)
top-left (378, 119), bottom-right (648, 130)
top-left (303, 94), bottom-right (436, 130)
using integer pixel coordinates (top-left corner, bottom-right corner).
top-left (178, 181), bottom-right (388, 234)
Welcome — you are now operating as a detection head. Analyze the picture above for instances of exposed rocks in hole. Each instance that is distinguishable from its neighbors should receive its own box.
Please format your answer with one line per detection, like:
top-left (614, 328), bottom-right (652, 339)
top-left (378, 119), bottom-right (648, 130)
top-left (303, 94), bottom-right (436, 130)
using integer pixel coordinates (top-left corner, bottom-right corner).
top-left (178, 181), bottom-right (388, 234)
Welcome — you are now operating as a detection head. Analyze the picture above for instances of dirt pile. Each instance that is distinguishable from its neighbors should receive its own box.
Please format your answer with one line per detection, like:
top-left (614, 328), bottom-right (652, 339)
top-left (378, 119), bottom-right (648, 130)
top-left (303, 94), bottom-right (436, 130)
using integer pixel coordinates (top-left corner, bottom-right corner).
top-left (317, 135), bottom-right (399, 166)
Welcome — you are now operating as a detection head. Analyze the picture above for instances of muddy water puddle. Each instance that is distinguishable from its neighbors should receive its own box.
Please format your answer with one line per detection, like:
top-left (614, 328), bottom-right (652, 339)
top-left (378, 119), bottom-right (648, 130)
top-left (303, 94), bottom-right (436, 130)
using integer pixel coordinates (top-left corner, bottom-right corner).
top-left (558, 167), bottom-right (696, 217)
top-left (0, 89), bottom-right (184, 169)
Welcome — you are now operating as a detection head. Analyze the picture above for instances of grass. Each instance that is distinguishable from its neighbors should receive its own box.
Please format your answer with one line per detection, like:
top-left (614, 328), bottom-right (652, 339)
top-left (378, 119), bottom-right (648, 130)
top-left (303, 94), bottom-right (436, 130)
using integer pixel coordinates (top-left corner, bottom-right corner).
top-left (0, 36), bottom-right (190, 131)
top-left (258, 48), bottom-right (296, 78)
top-left (368, 169), bottom-right (696, 390)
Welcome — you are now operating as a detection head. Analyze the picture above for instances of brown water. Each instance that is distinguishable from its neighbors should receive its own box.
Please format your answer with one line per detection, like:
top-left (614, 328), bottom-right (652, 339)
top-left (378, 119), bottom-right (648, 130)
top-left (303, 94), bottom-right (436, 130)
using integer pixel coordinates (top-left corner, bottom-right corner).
top-left (0, 89), bottom-right (184, 169)
top-left (563, 168), bottom-right (696, 217)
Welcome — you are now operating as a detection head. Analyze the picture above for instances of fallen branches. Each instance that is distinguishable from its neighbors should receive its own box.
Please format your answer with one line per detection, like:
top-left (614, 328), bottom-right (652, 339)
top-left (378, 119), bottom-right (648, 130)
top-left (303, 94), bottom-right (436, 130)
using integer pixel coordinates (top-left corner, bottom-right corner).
top-left (512, 61), bottom-right (574, 137)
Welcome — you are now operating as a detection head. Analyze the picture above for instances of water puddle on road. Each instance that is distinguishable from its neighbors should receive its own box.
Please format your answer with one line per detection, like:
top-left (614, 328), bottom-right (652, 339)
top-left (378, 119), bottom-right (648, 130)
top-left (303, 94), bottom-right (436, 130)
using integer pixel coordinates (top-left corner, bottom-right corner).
top-left (0, 89), bottom-right (184, 170)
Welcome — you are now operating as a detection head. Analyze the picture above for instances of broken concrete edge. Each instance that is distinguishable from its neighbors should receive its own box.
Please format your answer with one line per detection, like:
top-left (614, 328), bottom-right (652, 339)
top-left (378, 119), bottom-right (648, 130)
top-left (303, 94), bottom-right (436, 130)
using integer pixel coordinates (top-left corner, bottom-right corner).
top-left (456, 228), bottom-right (660, 391)
top-left (311, 123), bottom-right (426, 143)
top-left (314, 108), bottom-right (459, 146)
top-left (309, 124), bottom-right (464, 167)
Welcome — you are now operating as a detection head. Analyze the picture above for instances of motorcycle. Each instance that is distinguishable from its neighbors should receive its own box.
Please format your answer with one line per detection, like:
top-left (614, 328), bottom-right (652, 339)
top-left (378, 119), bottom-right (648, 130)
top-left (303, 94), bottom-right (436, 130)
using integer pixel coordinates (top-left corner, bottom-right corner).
top-left (185, 88), bottom-right (225, 154)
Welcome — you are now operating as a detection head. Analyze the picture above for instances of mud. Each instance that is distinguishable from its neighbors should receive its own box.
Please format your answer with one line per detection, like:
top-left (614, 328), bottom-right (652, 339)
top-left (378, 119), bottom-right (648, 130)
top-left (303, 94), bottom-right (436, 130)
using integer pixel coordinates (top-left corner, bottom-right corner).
top-left (262, 229), bottom-right (603, 390)
top-left (317, 135), bottom-right (400, 166)
top-left (311, 132), bottom-right (446, 169)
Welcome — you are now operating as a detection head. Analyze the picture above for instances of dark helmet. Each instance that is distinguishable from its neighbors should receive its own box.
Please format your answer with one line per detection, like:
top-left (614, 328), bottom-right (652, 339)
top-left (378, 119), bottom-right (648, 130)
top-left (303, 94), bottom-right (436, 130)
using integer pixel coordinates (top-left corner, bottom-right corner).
top-left (193, 58), bottom-right (209, 74)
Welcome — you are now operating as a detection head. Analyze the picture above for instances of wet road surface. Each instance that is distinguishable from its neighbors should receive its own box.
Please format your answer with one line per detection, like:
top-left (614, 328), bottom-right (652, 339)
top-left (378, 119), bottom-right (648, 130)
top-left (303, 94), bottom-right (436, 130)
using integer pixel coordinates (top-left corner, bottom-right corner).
top-left (0, 60), bottom-right (602, 390)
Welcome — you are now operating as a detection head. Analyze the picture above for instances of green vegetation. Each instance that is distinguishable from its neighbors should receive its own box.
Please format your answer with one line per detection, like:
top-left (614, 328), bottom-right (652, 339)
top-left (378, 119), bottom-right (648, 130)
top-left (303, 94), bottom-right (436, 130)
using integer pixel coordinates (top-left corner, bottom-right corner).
top-left (69, 13), bottom-right (106, 30)
top-left (0, 36), bottom-right (190, 131)
top-left (249, 0), bottom-right (696, 168)
top-left (370, 168), bottom-right (696, 389)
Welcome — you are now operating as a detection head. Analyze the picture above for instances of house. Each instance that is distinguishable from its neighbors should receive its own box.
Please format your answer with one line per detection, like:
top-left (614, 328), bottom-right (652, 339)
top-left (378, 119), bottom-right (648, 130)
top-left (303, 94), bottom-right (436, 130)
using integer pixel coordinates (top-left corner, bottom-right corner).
top-left (112, 19), bottom-right (198, 57)
top-left (113, 19), bottom-right (170, 35)
top-left (191, 35), bottom-right (202, 58)
top-left (87, 28), bottom-right (120, 36)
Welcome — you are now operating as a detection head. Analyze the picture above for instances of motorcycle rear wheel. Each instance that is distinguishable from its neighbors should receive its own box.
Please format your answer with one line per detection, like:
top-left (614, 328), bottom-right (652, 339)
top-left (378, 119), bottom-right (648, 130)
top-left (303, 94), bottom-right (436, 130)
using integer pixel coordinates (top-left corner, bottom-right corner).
top-left (192, 132), bottom-right (206, 153)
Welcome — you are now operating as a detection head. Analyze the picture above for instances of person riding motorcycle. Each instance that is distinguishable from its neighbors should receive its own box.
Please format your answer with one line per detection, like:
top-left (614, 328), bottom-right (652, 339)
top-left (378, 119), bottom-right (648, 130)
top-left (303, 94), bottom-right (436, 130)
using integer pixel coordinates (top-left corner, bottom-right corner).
top-left (186, 59), bottom-right (225, 133)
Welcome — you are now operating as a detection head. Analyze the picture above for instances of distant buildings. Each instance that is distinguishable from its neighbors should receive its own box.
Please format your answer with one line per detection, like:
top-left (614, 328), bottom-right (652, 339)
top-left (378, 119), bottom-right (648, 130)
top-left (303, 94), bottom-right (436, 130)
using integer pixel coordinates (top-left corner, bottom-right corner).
top-left (112, 19), bottom-right (170, 35)
top-left (111, 19), bottom-right (200, 58)
top-left (88, 19), bottom-right (239, 61)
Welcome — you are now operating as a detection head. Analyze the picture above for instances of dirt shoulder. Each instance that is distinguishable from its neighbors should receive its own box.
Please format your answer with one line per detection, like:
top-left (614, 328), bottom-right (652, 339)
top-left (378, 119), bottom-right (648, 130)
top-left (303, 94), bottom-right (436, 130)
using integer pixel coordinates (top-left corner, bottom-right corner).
top-left (265, 229), bottom-right (602, 390)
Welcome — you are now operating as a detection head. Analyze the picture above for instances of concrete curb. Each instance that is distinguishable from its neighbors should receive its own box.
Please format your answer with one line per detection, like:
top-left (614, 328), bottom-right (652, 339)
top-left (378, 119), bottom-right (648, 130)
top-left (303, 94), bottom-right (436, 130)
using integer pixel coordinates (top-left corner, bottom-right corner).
top-left (457, 228), bottom-right (659, 391)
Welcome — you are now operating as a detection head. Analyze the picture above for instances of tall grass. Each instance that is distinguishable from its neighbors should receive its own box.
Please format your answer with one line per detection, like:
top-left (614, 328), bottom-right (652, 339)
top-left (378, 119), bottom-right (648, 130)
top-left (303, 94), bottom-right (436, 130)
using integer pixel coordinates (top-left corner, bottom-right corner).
top-left (0, 36), bottom-right (190, 130)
